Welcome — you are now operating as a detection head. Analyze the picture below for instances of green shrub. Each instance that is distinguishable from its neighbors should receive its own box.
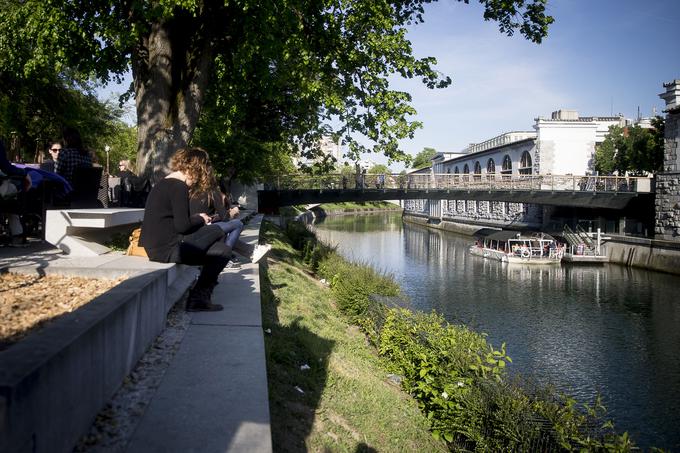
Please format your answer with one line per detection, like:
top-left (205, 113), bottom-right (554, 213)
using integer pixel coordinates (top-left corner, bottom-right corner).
top-left (283, 220), bottom-right (637, 451)
top-left (317, 253), bottom-right (399, 320)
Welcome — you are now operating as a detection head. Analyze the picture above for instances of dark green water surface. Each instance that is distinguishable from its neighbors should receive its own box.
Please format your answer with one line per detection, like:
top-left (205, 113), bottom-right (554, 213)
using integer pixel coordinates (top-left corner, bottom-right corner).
top-left (312, 212), bottom-right (680, 450)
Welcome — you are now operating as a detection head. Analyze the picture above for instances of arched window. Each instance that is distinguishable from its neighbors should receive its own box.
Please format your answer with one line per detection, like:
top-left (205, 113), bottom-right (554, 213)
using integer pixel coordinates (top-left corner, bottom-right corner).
top-left (463, 164), bottom-right (469, 182)
top-left (486, 158), bottom-right (496, 180)
top-left (454, 166), bottom-right (459, 174)
top-left (519, 151), bottom-right (532, 175)
top-left (473, 161), bottom-right (482, 181)
top-left (501, 155), bottom-right (512, 178)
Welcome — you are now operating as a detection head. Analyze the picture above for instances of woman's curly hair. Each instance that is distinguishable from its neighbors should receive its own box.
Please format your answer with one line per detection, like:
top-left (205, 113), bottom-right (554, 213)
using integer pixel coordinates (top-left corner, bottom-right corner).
top-left (170, 147), bottom-right (216, 199)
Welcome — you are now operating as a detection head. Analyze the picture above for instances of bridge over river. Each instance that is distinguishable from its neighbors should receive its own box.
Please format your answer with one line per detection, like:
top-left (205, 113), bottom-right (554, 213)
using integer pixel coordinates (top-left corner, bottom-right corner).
top-left (257, 173), bottom-right (654, 212)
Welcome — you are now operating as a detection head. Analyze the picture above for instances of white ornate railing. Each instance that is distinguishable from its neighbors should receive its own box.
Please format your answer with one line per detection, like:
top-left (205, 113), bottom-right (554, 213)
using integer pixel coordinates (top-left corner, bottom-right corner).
top-left (264, 173), bottom-right (653, 194)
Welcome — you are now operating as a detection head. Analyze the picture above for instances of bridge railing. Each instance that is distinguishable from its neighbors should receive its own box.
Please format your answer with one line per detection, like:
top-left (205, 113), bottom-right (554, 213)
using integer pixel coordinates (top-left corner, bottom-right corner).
top-left (264, 173), bottom-right (653, 193)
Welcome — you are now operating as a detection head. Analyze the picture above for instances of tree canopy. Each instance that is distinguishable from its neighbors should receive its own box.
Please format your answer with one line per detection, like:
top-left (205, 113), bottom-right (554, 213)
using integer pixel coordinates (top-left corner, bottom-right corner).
top-left (412, 147), bottom-right (437, 169)
top-left (594, 118), bottom-right (665, 176)
top-left (0, 71), bottom-right (137, 166)
top-left (0, 0), bottom-right (553, 180)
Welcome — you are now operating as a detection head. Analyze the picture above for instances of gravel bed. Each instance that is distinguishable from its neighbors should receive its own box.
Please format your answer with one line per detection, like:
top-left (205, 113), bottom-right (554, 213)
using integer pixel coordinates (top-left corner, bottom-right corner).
top-left (0, 272), bottom-right (123, 351)
top-left (74, 301), bottom-right (191, 452)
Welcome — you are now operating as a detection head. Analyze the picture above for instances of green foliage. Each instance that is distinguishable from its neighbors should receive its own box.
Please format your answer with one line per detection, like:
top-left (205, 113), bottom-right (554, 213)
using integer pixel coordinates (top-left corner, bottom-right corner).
top-left (281, 218), bottom-right (639, 451)
top-left (368, 164), bottom-right (391, 174)
top-left (260, 220), bottom-right (447, 451)
top-left (317, 253), bottom-right (399, 319)
top-left (595, 119), bottom-right (665, 175)
top-left (412, 147), bottom-right (437, 169)
top-left (0, 72), bottom-right (132, 165)
top-left (0, 0), bottom-right (554, 176)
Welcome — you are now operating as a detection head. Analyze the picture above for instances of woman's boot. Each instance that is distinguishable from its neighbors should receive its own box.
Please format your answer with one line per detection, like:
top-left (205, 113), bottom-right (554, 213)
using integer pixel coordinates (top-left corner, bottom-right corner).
top-left (186, 284), bottom-right (223, 312)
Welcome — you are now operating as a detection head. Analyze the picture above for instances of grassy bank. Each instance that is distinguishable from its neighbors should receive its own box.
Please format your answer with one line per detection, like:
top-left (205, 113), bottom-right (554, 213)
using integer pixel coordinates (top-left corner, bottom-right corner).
top-left (260, 221), bottom-right (446, 452)
top-left (279, 201), bottom-right (401, 218)
top-left (261, 218), bottom-right (641, 452)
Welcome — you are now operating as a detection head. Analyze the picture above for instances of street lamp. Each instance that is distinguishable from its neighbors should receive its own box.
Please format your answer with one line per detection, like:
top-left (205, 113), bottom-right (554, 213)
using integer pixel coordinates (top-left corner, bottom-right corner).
top-left (105, 145), bottom-right (110, 175)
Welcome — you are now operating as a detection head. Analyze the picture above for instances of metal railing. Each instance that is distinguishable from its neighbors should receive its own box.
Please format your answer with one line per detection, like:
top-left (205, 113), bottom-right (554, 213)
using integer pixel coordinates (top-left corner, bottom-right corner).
top-left (263, 173), bottom-right (653, 194)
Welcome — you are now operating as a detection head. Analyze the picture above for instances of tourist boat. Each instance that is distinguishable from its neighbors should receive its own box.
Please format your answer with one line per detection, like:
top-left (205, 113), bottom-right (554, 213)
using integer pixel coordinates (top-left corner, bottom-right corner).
top-left (469, 229), bottom-right (564, 264)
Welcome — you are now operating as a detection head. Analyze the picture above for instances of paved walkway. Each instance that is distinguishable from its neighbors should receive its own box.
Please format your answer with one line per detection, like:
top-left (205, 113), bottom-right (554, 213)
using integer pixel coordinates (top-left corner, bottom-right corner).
top-left (125, 216), bottom-right (272, 453)
top-left (0, 215), bottom-right (272, 453)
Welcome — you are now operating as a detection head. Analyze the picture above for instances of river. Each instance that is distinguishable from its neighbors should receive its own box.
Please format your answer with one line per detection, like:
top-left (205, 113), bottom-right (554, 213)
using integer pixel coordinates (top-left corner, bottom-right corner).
top-left (312, 211), bottom-right (680, 451)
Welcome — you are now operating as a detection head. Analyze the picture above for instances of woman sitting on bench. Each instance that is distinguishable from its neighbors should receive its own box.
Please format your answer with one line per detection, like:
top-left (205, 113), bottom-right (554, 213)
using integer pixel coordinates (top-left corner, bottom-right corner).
top-left (139, 147), bottom-right (231, 312)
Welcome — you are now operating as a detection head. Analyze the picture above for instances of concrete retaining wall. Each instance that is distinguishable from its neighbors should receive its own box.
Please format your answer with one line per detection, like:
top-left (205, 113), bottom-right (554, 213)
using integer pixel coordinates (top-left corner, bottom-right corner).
top-left (403, 213), bottom-right (498, 236)
top-left (405, 214), bottom-right (680, 275)
top-left (0, 264), bottom-right (196, 453)
top-left (605, 236), bottom-right (680, 275)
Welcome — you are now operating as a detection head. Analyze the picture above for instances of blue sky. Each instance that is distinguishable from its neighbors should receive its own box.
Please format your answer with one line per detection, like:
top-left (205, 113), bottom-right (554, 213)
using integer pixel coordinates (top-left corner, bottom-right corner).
top-left (383, 0), bottom-right (680, 168)
top-left (100, 0), bottom-right (679, 170)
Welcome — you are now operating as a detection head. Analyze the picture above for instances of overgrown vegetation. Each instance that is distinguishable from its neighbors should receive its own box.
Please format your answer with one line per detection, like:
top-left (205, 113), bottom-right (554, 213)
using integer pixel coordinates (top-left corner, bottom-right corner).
top-left (268, 219), bottom-right (642, 451)
top-left (261, 220), bottom-right (446, 452)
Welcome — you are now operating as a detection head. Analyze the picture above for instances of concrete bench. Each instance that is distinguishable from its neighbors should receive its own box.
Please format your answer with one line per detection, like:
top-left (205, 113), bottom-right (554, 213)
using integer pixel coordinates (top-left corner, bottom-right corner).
top-left (45, 208), bottom-right (144, 257)
top-left (0, 256), bottom-right (200, 453)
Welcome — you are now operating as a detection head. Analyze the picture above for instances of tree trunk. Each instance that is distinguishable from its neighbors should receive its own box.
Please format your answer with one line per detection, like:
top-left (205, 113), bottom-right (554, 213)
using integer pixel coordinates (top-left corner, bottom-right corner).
top-left (132, 13), bottom-right (213, 182)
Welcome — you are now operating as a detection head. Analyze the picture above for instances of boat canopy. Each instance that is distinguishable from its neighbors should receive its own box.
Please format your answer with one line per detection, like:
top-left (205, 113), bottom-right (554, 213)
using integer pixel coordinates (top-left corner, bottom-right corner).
top-left (474, 229), bottom-right (556, 242)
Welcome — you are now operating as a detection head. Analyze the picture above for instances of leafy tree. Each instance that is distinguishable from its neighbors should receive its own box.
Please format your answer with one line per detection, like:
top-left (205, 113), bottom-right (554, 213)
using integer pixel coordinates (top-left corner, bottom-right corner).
top-left (0, 0), bottom-right (553, 179)
top-left (368, 164), bottom-right (391, 174)
top-left (0, 70), bottom-right (127, 163)
top-left (594, 118), bottom-right (664, 175)
top-left (96, 122), bottom-right (139, 174)
top-left (412, 147), bottom-right (437, 169)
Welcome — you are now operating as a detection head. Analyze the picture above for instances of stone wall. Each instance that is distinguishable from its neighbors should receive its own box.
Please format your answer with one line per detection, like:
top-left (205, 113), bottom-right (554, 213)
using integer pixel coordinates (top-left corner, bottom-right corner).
top-left (606, 235), bottom-right (680, 275)
top-left (655, 170), bottom-right (680, 239)
top-left (655, 78), bottom-right (680, 240)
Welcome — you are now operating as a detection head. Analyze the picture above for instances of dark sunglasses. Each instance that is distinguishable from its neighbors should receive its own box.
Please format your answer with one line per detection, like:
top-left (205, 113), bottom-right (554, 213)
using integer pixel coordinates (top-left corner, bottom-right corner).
top-left (50, 148), bottom-right (61, 151)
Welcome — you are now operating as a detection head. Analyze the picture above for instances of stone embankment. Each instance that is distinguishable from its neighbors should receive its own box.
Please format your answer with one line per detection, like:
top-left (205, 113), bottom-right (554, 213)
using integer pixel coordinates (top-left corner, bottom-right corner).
top-left (403, 213), bottom-right (680, 276)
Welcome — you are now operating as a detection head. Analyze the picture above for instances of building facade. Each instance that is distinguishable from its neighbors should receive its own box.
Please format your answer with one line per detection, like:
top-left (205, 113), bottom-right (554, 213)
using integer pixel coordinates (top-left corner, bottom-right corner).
top-left (404, 109), bottom-right (627, 230)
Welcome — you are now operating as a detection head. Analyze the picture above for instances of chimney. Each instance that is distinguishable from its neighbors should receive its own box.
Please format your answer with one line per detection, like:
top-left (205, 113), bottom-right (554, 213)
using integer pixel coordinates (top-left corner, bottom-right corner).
top-left (551, 109), bottom-right (579, 120)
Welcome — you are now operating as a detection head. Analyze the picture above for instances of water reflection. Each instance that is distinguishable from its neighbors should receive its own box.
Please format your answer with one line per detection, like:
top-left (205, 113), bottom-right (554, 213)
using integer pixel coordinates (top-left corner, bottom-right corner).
top-left (313, 213), bottom-right (680, 450)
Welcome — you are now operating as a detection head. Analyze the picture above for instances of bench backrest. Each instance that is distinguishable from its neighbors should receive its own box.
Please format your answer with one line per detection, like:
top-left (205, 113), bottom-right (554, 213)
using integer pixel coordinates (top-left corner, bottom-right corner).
top-left (71, 166), bottom-right (104, 208)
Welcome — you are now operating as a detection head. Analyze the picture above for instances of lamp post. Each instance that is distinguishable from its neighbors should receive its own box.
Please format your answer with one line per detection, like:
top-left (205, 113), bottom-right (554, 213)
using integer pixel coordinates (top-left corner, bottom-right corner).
top-left (105, 145), bottom-right (110, 175)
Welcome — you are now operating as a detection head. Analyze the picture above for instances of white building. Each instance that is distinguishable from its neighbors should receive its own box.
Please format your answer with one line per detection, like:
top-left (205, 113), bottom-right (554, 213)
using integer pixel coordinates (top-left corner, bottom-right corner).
top-left (404, 109), bottom-right (630, 231)
top-left (294, 135), bottom-right (344, 167)
top-left (433, 110), bottom-right (624, 177)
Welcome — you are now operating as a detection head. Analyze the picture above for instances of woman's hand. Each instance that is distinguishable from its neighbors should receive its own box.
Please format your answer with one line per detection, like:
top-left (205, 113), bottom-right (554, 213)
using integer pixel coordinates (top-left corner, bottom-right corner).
top-left (229, 206), bottom-right (240, 219)
top-left (199, 213), bottom-right (212, 224)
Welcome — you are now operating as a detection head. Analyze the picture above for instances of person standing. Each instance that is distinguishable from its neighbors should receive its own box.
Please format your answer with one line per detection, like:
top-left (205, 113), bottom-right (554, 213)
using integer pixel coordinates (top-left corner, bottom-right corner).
top-left (139, 147), bottom-right (232, 312)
